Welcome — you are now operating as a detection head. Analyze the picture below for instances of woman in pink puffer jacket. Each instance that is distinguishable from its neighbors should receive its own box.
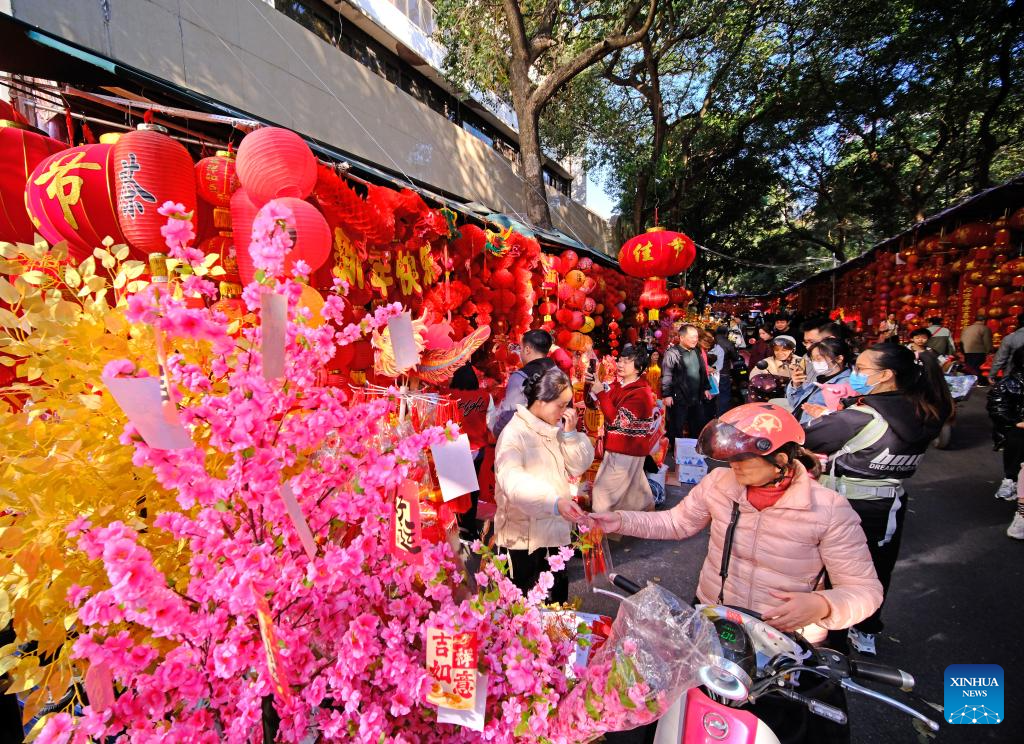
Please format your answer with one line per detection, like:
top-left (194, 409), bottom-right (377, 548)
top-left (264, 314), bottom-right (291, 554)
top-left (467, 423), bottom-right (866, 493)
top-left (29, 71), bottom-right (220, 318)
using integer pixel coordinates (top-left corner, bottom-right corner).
top-left (591, 402), bottom-right (882, 644)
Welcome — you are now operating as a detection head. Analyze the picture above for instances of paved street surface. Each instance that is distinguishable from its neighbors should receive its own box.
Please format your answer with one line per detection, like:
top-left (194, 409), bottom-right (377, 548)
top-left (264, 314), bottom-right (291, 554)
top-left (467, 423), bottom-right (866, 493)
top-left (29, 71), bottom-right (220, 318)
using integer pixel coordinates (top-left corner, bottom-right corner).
top-left (568, 395), bottom-right (1022, 744)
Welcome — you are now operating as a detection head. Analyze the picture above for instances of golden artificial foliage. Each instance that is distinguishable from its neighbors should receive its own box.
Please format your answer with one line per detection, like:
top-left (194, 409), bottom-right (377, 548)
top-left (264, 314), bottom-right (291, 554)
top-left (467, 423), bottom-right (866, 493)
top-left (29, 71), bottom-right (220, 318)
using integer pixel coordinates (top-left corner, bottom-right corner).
top-left (0, 239), bottom-right (221, 722)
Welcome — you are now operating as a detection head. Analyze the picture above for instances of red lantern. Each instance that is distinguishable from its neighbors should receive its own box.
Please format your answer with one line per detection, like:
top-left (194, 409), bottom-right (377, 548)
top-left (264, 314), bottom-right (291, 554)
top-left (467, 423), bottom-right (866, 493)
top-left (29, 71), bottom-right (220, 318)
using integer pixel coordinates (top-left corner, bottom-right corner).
top-left (1009, 207), bottom-right (1024, 231)
top-left (254, 197), bottom-right (332, 277)
top-left (195, 150), bottom-right (238, 207)
top-left (25, 144), bottom-right (126, 259)
top-left (0, 111), bottom-right (66, 243)
top-left (236, 127), bottom-right (317, 205)
top-left (560, 250), bottom-right (579, 273)
top-left (953, 222), bottom-right (996, 247)
top-left (230, 188), bottom-right (260, 284)
top-left (619, 227), bottom-right (696, 279)
top-left (201, 233), bottom-right (237, 282)
top-left (639, 277), bottom-right (670, 320)
top-left (113, 124), bottom-right (197, 255)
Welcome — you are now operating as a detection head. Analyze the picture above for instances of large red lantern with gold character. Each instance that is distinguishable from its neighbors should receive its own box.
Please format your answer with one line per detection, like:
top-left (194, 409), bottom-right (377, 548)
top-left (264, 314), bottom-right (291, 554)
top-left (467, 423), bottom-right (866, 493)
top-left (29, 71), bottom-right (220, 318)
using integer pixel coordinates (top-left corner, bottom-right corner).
top-left (25, 144), bottom-right (125, 259)
top-left (0, 104), bottom-right (66, 244)
top-left (619, 226), bottom-right (696, 320)
top-left (619, 226), bottom-right (696, 278)
top-left (113, 124), bottom-right (197, 255)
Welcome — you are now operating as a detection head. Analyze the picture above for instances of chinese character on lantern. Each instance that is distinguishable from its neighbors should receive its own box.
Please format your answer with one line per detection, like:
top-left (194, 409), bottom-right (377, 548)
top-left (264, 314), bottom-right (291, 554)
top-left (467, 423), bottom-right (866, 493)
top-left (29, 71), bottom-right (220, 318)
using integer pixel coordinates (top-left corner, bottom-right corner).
top-left (117, 152), bottom-right (157, 218)
top-left (632, 241), bottom-right (653, 263)
top-left (34, 151), bottom-right (102, 230)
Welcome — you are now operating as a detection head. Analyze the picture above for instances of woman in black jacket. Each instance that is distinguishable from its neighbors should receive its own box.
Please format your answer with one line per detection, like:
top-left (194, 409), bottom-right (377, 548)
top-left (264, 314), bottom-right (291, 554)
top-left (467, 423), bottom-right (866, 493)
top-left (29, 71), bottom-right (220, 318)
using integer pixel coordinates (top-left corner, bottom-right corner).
top-left (802, 343), bottom-right (952, 655)
top-left (986, 346), bottom-right (1024, 516)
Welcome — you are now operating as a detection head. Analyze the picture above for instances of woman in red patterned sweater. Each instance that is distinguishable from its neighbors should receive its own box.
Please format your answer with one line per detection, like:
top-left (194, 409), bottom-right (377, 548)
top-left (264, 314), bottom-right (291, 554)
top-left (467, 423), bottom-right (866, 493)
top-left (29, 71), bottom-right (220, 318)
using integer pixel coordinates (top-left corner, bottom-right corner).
top-left (591, 344), bottom-right (659, 512)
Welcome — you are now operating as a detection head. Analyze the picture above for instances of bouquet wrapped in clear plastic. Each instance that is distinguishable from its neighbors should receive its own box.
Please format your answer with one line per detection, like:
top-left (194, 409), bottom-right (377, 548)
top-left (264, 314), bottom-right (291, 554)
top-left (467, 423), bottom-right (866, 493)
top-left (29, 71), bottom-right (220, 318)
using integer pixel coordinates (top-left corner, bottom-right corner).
top-left (552, 585), bottom-right (714, 741)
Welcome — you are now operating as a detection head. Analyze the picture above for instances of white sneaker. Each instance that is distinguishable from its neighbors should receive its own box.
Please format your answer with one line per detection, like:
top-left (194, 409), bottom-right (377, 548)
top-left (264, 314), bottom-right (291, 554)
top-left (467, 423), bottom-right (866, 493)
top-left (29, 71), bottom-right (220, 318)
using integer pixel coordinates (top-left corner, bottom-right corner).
top-left (1008, 514), bottom-right (1024, 540)
top-left (994, 478), bottom-right (1017, 500)
top-left (848, 628), bottom-right (877, 656)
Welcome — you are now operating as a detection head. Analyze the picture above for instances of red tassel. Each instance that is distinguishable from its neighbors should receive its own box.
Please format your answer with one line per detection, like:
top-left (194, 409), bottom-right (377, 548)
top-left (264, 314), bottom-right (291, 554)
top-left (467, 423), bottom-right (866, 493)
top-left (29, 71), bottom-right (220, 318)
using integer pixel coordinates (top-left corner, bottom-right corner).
top-left (143, 109), bottom-right (154, 125)
top-left (82, 120), bottom-right (96, 144)
top-left (64, 108), bottom-right (74, 145)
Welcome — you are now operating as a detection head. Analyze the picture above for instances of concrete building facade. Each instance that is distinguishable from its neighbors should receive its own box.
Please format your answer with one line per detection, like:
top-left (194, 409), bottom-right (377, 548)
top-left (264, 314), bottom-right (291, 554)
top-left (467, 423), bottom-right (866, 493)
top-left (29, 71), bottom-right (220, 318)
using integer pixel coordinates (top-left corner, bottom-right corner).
top-left (3, 0), bottom-right (612, 252)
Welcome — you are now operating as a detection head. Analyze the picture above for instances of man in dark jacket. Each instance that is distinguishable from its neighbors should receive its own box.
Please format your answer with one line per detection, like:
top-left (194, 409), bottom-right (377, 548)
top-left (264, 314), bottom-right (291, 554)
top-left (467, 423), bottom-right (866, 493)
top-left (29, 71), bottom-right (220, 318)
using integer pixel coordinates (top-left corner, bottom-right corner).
top-left (489, 329), bottom-right (554, 438)
top-left (661, 324), bottom-right (711, 459)
top-left (713, 325), bottom-right (742, 413)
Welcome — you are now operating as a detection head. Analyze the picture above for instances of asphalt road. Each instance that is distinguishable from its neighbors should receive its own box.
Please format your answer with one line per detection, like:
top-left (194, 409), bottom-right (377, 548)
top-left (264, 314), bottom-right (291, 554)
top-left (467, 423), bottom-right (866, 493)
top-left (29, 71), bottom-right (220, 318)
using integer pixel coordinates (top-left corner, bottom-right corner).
top-left (568, 394), bottom-right (1022, 744)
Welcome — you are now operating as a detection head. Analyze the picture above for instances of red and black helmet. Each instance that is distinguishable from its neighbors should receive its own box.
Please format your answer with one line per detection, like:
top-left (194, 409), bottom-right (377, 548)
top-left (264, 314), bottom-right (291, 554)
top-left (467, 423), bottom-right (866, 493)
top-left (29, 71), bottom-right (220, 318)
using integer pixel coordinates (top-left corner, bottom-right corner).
top-left (697, 402), bottom-right (805, 462)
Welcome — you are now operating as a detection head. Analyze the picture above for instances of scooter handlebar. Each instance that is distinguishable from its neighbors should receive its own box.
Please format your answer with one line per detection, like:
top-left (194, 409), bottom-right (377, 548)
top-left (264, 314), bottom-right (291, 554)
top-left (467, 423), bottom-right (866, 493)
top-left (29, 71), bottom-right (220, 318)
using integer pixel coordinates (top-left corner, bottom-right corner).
top-left (609, 573), bottom-right (644, 595)
top-left (851, 660), bottom-right (915, 692)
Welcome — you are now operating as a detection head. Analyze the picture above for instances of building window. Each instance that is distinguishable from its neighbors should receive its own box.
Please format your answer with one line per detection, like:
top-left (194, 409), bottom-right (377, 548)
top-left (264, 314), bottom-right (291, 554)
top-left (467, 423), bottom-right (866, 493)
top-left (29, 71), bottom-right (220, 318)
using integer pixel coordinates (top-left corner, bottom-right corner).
top-left (276, 1), bottom-right (553, 186)
top-left (275, 1), bottom-right (342, 46)
top-left (544, 168), bottom-right (570, 197)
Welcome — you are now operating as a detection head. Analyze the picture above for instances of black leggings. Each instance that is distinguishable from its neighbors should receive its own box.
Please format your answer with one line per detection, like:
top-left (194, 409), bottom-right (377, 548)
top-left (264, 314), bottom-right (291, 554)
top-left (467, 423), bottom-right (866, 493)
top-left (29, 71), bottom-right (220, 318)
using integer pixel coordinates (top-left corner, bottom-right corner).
top-left (506, 546), bottom-right (569, 603)
top-left (1002, 428), bottom-right (1024, 481)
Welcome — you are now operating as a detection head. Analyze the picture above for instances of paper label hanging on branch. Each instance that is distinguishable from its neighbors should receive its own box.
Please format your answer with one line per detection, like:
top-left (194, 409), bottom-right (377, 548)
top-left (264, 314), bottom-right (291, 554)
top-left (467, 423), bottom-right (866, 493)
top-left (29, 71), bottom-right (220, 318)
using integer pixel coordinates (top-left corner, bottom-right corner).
top-left (436, 672), bottom-right (488, 731)
top-left (389, 479), bottom-right (423, 564)
top-left (430, 433), bottom-right (478, 502)
top-left (388, 310), bottom-right (420, 371)
top-left (255, 593), bottom-right (291, 703)
top-left (103, 374), bottom-right (192, 450)
top-left (261, 291), bottom-right (287, 380)
top-left (280, 481), bottom-right (318, 561)
top-left (426, 627), bottom-right (478, 711)
top-left (84, 661), bottom-right (116, 713)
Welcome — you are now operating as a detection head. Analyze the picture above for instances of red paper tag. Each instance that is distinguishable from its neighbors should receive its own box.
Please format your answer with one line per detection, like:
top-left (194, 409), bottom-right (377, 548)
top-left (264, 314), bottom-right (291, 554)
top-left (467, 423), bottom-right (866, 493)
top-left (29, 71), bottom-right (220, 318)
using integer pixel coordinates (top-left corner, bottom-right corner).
top-left (389, 479), bottom-right (423, 564)
top-left (426, 628), bottom-right (478, 710)
top-left (84, 662), bottom-right (116, 712)
top-left (255, 594), bottom-right (290, 702)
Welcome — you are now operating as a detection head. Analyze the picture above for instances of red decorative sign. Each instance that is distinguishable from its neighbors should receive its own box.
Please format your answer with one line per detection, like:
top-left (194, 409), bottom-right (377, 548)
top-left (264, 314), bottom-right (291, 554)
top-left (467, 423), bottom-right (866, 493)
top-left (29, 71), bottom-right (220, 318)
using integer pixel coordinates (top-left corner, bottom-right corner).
top-left (426, 627), bottom-right (478, 710)
top-left (255, 594), bottom-right (290, 703)
top-left (389, 479), bottom-right (423, 564)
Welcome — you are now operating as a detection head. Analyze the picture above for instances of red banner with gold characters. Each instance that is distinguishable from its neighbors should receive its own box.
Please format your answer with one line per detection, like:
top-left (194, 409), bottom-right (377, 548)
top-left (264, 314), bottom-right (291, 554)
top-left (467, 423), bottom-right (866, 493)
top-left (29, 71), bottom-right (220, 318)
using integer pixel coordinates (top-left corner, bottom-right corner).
top-left (426, 628), bottom-right (478, 711)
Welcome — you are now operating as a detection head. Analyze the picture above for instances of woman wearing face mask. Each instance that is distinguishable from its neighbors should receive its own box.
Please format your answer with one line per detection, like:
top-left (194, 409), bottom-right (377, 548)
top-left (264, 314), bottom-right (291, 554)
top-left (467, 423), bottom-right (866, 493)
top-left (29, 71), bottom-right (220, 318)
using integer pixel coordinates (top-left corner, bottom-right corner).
top-left (590, 344), bottom-right (658, 513)
top-left (787, 338), bottom-right (855, 423)
top-left (494, 364), bottom-right (595, 602)
top-left (590, 403), bottom-right (881, 744)
top-left (803, 343), bottom-right (952, 656)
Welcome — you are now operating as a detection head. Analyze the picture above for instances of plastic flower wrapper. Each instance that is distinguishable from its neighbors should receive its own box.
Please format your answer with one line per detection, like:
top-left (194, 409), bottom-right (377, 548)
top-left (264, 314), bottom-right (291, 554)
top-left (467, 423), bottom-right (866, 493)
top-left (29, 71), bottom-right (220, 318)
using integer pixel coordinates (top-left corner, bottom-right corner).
top-left (551, 584), bottom-right (715, 741)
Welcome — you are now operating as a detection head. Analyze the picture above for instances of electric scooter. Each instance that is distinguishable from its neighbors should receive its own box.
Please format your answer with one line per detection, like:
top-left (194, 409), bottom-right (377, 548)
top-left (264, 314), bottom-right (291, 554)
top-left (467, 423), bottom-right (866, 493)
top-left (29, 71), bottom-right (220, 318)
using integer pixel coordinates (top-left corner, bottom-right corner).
top-left (601, 574), bottom-right (940, 744)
